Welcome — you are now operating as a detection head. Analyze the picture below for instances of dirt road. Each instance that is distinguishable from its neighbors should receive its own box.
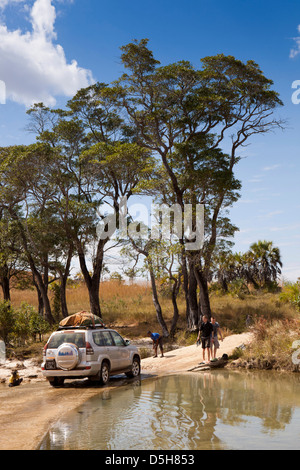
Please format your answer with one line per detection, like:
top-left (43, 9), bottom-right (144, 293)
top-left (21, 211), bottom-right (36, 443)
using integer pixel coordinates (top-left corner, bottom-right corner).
top-left (0, 332), bottom-right (252, 450)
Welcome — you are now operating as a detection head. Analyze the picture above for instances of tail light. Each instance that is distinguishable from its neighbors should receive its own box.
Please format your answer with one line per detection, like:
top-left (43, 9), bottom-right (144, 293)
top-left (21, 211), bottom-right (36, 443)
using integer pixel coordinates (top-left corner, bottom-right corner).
top-left (86, 342), bottom-right (94, 355)
top-left (43, 343), bottom-right (48, 357)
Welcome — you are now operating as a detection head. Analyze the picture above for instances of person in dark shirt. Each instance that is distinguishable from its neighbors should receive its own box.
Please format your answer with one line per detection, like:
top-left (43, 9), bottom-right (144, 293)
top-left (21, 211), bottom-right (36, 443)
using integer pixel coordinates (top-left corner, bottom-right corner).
top-left (197, 316), bottom-right (214, 362)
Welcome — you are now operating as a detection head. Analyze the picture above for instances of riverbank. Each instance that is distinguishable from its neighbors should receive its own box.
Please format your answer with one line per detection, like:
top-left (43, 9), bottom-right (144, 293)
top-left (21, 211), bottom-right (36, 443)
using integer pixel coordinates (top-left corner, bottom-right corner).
top-left (0, 332), bottom-right (253, 450)
top-left (141, 332), bottom-right (253, 374)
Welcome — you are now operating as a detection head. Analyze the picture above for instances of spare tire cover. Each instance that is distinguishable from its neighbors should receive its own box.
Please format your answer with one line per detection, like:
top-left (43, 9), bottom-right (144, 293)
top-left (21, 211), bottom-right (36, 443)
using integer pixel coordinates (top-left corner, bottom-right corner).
top-left (56, 343), bottom-right (79, 371)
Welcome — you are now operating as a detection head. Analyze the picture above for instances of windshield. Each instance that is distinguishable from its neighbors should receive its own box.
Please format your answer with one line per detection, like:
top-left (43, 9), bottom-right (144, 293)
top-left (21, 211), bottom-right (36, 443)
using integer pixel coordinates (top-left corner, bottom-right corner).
top-left (48, 332), bottom-right (85, 349)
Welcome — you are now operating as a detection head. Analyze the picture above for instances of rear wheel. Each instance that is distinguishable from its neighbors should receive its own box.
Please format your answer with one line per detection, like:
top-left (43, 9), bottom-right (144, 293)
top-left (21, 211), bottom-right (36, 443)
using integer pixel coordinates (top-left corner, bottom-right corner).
top-left (99, 361), bottom-right (110, 385)
top-left (126, 357), bottom-right (141, 378)
top-left (49, 377), bottom-right (65, 387)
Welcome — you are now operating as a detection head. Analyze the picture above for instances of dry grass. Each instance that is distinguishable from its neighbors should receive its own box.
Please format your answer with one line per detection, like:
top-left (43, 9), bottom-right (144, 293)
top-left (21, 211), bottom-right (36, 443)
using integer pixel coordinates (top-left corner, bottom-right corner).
top-left (3, 282), bottom-right (299, 342)
top-left (210, 292), bottom-right (297, 333)
top-left (2, 283), bottom-right (300, 367)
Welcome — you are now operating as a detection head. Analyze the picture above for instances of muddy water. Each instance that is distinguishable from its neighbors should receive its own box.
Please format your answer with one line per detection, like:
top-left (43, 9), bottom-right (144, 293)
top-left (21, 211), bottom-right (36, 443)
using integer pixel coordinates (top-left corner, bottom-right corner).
top-left (40, 371), bottom-right (300, 450)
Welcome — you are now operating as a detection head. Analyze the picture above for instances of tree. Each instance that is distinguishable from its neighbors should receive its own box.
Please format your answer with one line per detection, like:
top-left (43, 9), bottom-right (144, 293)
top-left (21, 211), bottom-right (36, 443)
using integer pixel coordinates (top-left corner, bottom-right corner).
top-left (26, 85), bottom-right (154, 318)
top-left (211, 240), bottom-right (283, 294)
top-left (116, 39), bottom-right (284, 327)
top-left (0, 144), bottom-right (62, 324)
top-left (0, 208), bottom-right (28, 301)
top-left (249, 240), bottom-right (282, 289)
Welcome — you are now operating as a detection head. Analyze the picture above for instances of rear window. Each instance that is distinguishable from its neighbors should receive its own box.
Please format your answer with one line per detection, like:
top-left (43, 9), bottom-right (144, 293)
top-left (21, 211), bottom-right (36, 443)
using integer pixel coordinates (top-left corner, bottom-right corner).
top-left (48, 332), bottom-right (85, 349)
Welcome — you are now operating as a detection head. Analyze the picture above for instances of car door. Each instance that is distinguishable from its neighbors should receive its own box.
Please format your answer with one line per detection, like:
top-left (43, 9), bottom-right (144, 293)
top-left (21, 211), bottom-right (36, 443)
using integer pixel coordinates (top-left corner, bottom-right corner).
top-left (110, 331), bottom-right (131, 369)
top-left (100, 331), bottom-right (120, 371)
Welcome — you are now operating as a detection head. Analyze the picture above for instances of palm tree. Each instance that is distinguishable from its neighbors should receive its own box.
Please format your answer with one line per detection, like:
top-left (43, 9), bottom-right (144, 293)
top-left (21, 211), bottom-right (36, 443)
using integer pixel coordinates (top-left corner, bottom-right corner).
top-left (249, 240), bottom-right (282, 289)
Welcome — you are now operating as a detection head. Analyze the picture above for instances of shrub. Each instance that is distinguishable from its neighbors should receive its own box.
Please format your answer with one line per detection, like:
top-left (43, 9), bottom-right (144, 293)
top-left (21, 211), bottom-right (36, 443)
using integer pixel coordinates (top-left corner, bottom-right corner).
top-left (280, 280), bottom-right (300, 311)
top-left (0, 301), bottom-right (15, 345)
top-left (13, 303), bottom-right (51, 345)
top-left (242, 318), bottom-right (300, 371)
top-left (0, 301), bottom-right (51, 346)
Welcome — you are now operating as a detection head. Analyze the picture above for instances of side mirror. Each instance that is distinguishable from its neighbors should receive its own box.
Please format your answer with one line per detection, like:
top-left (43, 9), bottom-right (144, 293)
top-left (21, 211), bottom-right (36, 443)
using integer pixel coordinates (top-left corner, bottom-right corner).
top-left (125, 339), bottom-right (131, 346)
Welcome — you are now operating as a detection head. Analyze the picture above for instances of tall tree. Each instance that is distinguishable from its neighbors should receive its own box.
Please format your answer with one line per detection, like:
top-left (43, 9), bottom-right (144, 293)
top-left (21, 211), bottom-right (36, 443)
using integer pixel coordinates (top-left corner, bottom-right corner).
top-left (116, 39), bottom-right (284, 327)
top-left (0, 144), bottom-right (61, 324)
top-left (27, 86), bottom-right (154, 318)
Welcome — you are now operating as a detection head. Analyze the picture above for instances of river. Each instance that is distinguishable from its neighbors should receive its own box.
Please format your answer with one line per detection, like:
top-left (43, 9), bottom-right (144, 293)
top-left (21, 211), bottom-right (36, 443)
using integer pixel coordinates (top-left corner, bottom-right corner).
top-left (40, 370), bottom-right (300, 450)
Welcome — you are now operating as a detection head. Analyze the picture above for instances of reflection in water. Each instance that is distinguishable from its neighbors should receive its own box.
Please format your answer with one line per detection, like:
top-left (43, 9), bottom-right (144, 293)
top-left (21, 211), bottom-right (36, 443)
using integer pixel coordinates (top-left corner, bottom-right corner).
top-left (40, 371), bottom-right (300, 450)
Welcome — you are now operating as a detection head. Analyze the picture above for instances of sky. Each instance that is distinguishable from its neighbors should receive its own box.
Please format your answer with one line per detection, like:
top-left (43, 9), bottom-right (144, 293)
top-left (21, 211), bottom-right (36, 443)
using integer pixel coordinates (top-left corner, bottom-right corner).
top-left (0, 0), bottom-right (300, 281)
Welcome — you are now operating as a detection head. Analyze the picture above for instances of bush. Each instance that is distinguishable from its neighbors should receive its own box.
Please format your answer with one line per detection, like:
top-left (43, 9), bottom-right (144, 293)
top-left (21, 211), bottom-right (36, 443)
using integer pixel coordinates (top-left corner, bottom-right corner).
top-left (241, 318), bottom-right (300, 371)
top-left (0, 301), bottom-right (15, 344)
top-left (0, 300), bottom-right (51, 346)
top-left (280, 280), bottom-right (300, 311)
top-left (13, 303), bottom-right (51, 345)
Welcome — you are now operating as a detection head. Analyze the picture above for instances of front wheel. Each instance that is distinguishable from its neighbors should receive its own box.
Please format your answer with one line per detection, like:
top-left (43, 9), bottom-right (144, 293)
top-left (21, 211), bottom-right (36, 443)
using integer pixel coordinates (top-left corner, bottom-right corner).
top-left (126, 357), bottom-right (141, 378)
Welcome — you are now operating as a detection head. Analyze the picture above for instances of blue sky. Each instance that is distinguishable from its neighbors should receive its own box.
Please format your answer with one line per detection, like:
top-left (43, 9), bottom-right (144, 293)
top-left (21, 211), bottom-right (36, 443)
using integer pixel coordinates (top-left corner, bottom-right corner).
top-left (0, 0), bottom-right (300, 280)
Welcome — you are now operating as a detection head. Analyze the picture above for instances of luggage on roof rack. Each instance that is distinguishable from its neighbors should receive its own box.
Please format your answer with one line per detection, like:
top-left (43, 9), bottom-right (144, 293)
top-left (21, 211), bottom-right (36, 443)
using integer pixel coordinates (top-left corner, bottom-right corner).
top-left (58, 311), bottom-right (106, 330)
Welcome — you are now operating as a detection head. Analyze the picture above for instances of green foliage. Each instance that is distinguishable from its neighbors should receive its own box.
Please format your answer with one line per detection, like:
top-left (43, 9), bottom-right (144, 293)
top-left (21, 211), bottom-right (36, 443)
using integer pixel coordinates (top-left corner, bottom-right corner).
top-left (280, 280), bottom-right (300, 311)
top-left (109, 272), bottom-right (124, 283)
top-left (0, 40), bottom-right (285, 331)
top-left (13, 303), bottom-right (51, 345)
top-left (0, 300), bottom-right (51, 346)
top-left (0, 301), bottom-right (14, 344)
top-left (212, 240), bottom-right (283, 295)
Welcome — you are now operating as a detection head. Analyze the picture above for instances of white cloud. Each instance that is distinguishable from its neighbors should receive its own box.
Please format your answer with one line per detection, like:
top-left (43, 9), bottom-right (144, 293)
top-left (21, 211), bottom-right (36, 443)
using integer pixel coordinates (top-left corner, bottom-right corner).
top-left (290, 25), bottom-right (300, 58)
top-left (262, 164), bottom-right (281, 171)
top-left (0, 0), bottom-right (94, 106)
top-left (0, 0), bottom-right (25, 8)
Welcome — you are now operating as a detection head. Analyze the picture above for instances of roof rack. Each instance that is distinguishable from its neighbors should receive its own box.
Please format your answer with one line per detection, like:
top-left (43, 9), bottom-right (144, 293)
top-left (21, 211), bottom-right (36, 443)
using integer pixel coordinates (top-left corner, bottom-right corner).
top-left (56, 325), bottom-right (107, 331)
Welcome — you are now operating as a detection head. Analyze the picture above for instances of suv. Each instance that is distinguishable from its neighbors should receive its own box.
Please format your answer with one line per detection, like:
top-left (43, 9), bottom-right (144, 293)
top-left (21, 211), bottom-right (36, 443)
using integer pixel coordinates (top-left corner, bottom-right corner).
top-left (41, 327), bottom-right (141, 387)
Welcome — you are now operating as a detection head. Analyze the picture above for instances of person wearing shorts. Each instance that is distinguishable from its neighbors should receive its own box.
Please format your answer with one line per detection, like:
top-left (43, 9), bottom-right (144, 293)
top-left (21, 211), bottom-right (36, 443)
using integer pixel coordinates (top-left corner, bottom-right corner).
top-left (197, 316), bottom-right (214, 362)
top-left (211, 317), bottom-right (223, 359)
top-left (148, 331), bottom-right (164, 358)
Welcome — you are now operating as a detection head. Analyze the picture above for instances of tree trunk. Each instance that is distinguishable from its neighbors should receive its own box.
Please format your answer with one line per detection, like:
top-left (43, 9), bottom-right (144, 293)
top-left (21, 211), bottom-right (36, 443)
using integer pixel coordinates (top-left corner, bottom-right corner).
top-left (0, 264), bottom-right (11, 301)
top-left (77, 241), bottom-right (103, 318)
top-left (187, 264), bottom-right (199, 330)
top-left (60, 278), bottom-right (69, 318)
top-left (195, 268), bottom-right (212, 321)
top-left (59, 245), bottom-right (73, 318)
top-left (180, 248), bottom-right (192, 329)
top-left (33, 278), bottom-right (44, 316)
top-left (170, 279), bottom-right (180, 337)
top-left (88, 280), bottom-right (102, 318)
top-left (149, 267), bottom-right (169, 337)
top-left (9, 210), bottom-right (55, 324)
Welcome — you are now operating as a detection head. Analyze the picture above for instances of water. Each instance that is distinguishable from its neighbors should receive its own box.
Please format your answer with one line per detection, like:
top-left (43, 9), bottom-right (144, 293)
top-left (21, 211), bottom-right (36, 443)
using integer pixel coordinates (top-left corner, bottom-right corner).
top-left (40, 371), bottom-right (300, 450)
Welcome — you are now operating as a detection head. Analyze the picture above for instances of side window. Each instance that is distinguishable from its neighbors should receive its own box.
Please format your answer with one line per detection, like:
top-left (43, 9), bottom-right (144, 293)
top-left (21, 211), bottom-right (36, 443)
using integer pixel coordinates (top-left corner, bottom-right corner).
top-left (102, 331), bottom-right (114, 346)
top-left (110, 331), bottom-right (126, 347)
top-left (93, 332), bottom-right (104, 346)
top-left (93, 331), bottom-right (114, 346)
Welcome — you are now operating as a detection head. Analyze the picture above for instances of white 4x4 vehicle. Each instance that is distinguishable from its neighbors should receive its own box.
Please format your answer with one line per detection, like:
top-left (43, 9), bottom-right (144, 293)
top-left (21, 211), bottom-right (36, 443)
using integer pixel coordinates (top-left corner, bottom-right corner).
top-left (41, 327), bottom-right (141, 387)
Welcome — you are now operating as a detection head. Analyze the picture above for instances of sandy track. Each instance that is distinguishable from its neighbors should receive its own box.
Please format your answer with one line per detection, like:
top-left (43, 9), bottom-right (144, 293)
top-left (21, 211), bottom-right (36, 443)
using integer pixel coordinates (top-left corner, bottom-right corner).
top-left (142, 332), bottom-right (253, 374)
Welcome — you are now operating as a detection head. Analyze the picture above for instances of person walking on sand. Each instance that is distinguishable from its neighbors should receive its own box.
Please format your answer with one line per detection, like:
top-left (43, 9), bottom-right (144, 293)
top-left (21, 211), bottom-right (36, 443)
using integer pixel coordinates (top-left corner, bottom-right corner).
top-left (197, 316), bottom-right (214, 363)
top-left (148, 331), bottom-right (164, 358)
top-left (211, 316), bottom-right (223, 359)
